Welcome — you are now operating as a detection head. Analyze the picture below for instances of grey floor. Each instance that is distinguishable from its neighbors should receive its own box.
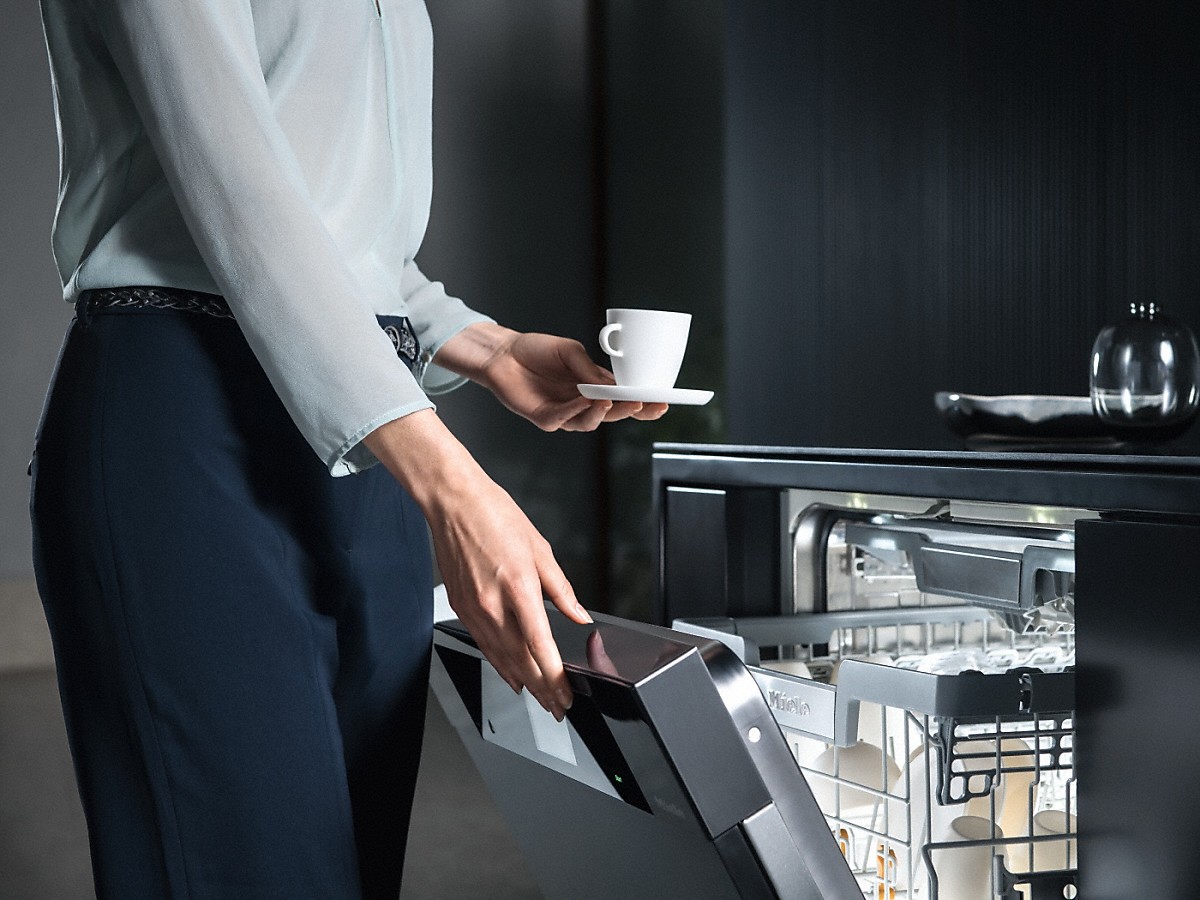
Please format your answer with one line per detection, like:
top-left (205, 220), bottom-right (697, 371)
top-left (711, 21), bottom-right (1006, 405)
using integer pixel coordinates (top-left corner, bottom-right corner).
top-left (0, 669), bottom-right (541, 900)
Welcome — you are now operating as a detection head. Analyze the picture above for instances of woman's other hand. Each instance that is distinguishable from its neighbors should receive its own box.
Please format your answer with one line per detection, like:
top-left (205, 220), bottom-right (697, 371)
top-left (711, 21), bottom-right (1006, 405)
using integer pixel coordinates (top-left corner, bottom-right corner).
top-left (437, 323), bottom-right (669, 429)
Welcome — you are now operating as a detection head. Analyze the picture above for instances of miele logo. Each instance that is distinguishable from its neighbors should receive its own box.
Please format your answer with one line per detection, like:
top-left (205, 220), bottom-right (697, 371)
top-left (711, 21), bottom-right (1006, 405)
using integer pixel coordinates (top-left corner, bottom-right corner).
top-left (767, 690), bottom-right (811, 717)
top-left (651, 795), bottom-right (688, 821)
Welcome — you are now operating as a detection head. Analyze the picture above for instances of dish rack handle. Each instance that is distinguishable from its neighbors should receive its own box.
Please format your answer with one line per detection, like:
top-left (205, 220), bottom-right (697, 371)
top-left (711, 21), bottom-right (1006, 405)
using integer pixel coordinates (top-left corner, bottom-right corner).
top-left (844, 520), bottom-right (1075, 614)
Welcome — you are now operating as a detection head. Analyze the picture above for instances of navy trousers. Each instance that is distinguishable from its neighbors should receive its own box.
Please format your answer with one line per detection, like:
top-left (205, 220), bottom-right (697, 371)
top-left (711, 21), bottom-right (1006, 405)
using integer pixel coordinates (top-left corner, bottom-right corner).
top-left (30, 306), bottom-right (433, 899)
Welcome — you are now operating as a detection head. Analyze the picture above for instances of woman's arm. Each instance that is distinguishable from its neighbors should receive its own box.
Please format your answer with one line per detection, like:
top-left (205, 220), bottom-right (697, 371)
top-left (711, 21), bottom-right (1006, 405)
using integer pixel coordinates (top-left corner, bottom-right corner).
top-left (363, 409), bottom-right (589, 721)
top-left (367, 324), bottom-right (667, 719)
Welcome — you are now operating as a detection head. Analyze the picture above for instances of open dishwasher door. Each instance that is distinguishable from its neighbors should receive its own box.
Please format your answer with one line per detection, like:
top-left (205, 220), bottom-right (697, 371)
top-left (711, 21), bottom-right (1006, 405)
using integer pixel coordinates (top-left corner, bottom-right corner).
top-left (430, 609), bottom-right (862, 900)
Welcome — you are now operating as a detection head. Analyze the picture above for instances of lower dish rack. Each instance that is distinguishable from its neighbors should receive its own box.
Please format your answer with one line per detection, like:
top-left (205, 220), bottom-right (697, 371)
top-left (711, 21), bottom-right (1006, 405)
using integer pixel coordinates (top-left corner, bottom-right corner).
top-left (675, 608), bottom-right (1077, 900)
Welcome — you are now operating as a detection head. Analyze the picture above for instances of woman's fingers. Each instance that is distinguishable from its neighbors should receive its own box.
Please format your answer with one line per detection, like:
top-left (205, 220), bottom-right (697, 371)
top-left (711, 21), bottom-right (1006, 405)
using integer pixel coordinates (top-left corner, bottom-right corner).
top-left (539, 553), bottom-right (592, 625)
top-left (512, 595), bottom-right (573, 715)
top-left (555, 397), bottom-right (671, 430)
top-left (434, 500), bottom-right (592, 721)
top-left (558, 338), bottom-right (614, 386)
top-left (500, 550), bottom-right (591, 717)
top-left (452, 587), bottom-right (568, 720)
top-left (632, 401), bottom-right (669, 420)
top-left (602, 400), bottom-right (644, 422)
top-left (560, 399), bottom-right (613, 431)
top-left (533, 395), bottom-right (594, 431)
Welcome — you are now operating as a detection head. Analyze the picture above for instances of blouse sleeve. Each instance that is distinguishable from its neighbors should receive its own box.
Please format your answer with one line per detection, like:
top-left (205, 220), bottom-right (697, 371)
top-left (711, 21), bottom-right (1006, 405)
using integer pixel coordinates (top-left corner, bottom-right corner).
top-left (400, 259), bottom-right (495, 396)
top-left (91, 0), bottom-right (438, 476)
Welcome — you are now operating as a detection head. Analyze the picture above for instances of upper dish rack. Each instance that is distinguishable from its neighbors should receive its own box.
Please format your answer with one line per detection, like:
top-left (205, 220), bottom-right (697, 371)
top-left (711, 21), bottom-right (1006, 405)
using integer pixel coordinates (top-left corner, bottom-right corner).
top-left (793, 502), bottom-right (1077, 635)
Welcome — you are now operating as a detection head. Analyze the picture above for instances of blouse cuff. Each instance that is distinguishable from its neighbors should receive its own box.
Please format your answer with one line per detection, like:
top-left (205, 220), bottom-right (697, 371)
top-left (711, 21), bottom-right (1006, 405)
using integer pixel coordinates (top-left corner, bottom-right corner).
top-left (328, 397), bottom-right (437, 477)
top-left (416, 310), bottom-right (497, 395)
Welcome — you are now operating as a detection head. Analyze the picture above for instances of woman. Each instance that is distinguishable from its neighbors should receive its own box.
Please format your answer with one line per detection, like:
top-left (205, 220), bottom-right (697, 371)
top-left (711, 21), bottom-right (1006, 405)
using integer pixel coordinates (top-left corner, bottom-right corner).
top-left (31, 1), bottom-right (663, 897)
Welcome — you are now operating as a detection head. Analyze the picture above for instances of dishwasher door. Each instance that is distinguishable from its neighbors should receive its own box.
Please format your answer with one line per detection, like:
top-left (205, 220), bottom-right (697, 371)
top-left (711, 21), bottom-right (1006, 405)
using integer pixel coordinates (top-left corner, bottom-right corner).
top-left (430, 611), bottom-right (862, 900)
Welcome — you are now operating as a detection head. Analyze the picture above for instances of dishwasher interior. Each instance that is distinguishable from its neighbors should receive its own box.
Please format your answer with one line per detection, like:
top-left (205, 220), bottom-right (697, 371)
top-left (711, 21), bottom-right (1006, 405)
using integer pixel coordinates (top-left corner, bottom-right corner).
top-left (672, 490), bottom-right (1084, 900)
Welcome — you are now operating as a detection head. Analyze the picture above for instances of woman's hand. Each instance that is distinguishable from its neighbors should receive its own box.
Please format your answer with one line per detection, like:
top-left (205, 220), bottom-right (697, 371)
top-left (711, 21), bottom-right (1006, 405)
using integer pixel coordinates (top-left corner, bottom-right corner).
top-left (364, 410), bottom-right (590, 721)
top-left (437, 322), bottom-right (668, 429)
top-left (371, 323), bottom-right (669, 718)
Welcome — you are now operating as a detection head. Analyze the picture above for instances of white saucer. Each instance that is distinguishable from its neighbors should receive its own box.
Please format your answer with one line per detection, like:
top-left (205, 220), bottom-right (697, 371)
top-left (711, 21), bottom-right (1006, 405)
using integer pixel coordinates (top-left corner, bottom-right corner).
top-left (577, 384), bottom-right (714, 406)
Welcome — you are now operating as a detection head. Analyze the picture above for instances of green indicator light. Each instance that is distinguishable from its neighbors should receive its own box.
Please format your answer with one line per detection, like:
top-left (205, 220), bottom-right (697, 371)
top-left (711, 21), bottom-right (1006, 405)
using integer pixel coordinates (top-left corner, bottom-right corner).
top-left (613, 774), bottom-right (623, 783)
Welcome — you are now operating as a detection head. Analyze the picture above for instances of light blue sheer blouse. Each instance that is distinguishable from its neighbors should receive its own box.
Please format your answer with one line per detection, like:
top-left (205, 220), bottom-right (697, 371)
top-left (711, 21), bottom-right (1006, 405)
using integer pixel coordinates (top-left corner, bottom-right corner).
top-left (40, 0), bottom-right (493, 475)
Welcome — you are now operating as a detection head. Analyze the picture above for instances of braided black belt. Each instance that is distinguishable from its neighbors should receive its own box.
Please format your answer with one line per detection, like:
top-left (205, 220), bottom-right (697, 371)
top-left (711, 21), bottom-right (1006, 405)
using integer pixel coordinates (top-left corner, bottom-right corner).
top-left (76, 286), bottom-right (422, 369)
top-left (82, 286), bottom-right (236, 319)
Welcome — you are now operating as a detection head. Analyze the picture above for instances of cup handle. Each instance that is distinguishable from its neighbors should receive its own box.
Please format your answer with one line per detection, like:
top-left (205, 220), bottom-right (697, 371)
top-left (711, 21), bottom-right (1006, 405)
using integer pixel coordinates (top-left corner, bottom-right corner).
top-left (599, 323), bottom-right (623, 357)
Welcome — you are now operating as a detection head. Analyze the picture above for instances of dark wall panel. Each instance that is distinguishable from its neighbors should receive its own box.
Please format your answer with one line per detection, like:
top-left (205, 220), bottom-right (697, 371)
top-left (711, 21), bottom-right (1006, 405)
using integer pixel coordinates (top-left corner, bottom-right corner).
top-left (725, 0), bottom-right (1200, 451)
top-left (600, 0), bottom-right (727, 619)
top-left (421, 1), bottom-right (607, 594)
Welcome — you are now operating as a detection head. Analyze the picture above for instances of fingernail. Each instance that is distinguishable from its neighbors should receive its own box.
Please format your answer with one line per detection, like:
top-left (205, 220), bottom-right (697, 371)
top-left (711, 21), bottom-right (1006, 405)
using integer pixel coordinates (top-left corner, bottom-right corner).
top-left (576, 603), bottom-right (594, 624)
top-left (557, 688), bottom-right (573, 710)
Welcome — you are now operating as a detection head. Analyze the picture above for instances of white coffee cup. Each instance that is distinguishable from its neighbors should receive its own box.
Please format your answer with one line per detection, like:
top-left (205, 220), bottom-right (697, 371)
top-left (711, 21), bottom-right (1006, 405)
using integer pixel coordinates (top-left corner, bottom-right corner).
top-left (1006, 809), bottom-right (1076, 897)
top-left (931, 815), bottom-right (1004, 900)
top-left (996, 738), bottom-right (1037, 846)
top-left (887, 738), bottom-right (1017, 894)
top-left (808, 740), bottom-right (901, 818)
top-left (598, 309), bottom-right (691, 388)
top-left (887, 747), bottom-right (965, 893)
top-left (1031, 809), bottom-right (1076, 871)
top-left (950, 738), bottom-right (1023, 823)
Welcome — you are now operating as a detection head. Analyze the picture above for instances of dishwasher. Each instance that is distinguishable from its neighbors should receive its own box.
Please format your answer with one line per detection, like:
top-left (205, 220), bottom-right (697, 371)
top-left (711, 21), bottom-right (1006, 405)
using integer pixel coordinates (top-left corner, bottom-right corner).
top-left (431, 444), bottom-right (1200, 899)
